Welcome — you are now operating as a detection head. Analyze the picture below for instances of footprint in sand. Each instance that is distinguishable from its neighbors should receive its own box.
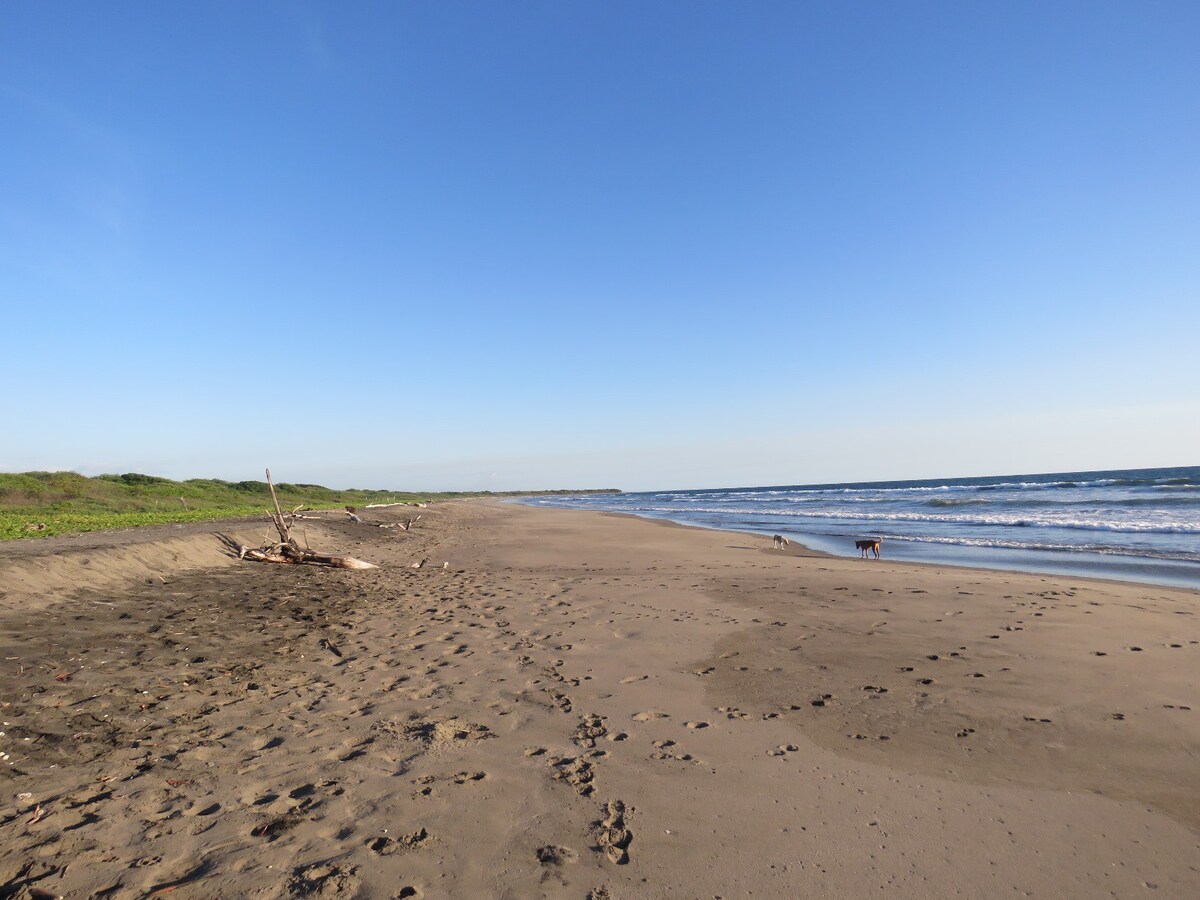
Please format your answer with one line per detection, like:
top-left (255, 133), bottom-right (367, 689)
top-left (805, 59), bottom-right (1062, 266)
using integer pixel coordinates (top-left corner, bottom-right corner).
top-left (574, 713), bottom-right (609, 747)
top-left (619, 674), bottom-right (648, 684)
top-left (684, 721), bottom-right (710, 730)
top-left (595, 800), bottom-right (633, 864)
top-left (537, 845), bottom-right (579, 866)
top-left (287, 863), bottom-right (361, 897)
top-left (367, 827), bottom-right (430, 855)
top-left (631, 711), bottom-right (669, 722)
top-left (546, 688), bottom-right (574, 713)
top-left (548, 756), bottom-right (596, 796)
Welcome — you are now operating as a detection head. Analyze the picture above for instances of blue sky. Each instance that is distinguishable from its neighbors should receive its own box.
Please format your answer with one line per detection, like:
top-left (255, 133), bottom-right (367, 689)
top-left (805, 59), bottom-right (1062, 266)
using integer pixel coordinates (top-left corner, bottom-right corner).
top-left (2, 1), bottom-right (1197, 491)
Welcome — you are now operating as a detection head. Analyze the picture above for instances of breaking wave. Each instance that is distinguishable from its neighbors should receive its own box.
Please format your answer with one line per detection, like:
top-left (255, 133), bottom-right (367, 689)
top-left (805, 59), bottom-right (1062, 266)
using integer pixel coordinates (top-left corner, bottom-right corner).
top-left (527, 466), bottom-right (1200, 580)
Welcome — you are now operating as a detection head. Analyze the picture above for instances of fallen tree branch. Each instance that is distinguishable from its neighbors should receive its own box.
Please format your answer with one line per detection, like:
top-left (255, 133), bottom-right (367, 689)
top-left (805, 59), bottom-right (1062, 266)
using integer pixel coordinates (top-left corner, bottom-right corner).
top-left (266, 468), bottom-right (291, 544)
top-left (379, 515), bottom-right (420, 532)
top-left (286, 505), bottom-right (324, 523)
top-left (215, 469), bottom-right (380, 570)
top-left (236, 542), bottom-right (377, 570)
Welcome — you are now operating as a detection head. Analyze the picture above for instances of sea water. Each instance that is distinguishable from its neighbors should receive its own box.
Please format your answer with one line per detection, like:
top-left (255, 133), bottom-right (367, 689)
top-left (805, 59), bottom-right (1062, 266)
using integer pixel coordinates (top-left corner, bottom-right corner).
top-left (524, 466), bottom-right (1200, 589)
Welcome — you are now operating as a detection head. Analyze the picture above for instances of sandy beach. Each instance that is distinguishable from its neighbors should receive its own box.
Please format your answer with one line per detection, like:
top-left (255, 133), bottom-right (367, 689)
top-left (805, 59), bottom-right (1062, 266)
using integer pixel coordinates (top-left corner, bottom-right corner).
top-left (1, 500), bottom-right (1197, 898)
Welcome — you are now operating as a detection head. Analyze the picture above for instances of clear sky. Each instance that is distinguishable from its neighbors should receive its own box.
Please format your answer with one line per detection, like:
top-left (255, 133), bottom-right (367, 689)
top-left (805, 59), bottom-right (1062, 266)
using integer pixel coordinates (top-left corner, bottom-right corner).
top-left (2, 1), bottom-right (1197, 491)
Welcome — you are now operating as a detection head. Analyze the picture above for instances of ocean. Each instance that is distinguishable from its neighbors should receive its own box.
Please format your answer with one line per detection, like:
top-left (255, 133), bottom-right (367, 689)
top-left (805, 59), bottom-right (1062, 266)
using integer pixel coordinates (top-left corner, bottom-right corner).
top-left (523, 466), bottom-right (1200, 590)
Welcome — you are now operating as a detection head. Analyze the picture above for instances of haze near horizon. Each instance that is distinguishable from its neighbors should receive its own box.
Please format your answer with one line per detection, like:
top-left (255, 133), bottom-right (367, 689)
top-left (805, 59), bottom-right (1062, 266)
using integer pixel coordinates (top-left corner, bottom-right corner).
top-left (2, 2), bottom-right (1197, 492)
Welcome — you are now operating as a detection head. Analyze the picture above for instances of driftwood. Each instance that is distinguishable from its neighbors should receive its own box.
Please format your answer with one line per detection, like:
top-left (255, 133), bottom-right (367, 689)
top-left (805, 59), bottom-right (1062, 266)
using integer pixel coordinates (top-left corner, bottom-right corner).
top-left (235, 543), bottom-right (377, 569)
top-left (286, 505), bottom-right (324, 522)
top-left (228, 489), bottom-right (420, 537)
top-left (405, 558), bottom-right (450, 572)
top-left (379, 515), bottom-right (420, 532)
top-left (276, 505), bottom-right (417, 532)
top-left (224, 469), bottom-right (378, 570)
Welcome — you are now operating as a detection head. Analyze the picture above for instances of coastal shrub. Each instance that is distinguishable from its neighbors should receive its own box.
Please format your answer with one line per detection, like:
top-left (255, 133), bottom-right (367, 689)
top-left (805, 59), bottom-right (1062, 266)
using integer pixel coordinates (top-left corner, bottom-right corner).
top-left (233, 480), bottom-right (271, 494)
top-left (184, 478), bottom-right (233, 488)
top-left (117, 472), bottom-right (170, 486)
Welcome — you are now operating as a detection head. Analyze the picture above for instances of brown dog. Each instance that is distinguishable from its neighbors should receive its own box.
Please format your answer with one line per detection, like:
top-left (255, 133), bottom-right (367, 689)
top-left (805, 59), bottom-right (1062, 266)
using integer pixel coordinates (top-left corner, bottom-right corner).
top-left (855, 538), bottom-right (882, 559)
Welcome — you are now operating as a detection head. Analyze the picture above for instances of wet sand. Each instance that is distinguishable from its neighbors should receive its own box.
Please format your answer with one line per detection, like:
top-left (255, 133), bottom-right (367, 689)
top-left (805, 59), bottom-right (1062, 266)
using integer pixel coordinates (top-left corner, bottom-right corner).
top-left (1, 500), bottom-right (1197, 898)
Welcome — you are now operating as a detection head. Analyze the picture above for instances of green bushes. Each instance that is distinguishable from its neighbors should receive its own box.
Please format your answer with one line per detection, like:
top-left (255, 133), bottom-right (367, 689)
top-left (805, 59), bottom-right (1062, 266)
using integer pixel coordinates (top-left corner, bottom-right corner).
top-left (0, 470), bottom-right (612, 540)
top-left (1, 471), bottom-right (433, 540)
top-left (232, 480), bottom-right (272, 494)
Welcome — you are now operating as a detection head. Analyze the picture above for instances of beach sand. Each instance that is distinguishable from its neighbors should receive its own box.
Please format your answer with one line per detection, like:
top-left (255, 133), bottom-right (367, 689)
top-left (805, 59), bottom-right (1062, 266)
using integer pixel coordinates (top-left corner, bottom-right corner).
top-left (1, 501), bottom-right (1197, 898)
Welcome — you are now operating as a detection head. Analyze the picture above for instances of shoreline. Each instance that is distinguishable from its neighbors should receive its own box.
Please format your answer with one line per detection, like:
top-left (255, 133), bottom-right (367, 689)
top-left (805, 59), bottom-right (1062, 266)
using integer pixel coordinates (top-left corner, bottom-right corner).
top-left (531, 501), bottom-right (1200, 591)
top-left (1, 500), bottom-right (1197, 897)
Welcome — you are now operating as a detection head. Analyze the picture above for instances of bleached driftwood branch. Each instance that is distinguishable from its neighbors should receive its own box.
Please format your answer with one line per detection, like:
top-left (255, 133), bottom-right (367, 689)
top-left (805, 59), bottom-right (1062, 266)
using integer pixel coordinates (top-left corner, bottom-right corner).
top-left (286, 505), bottom-right (324, 522)
top-left (227, 469), bottom-right (378, 570)
top-left (236, 542), bottom-right (377, 570)
top-left (379, 515), bottom-right (420, 532)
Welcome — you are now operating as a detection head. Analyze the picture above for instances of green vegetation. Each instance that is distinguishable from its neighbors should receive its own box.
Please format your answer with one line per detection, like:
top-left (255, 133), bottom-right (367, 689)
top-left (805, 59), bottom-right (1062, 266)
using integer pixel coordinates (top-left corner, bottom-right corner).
top-left (0, 471), bottom-right (615, 540)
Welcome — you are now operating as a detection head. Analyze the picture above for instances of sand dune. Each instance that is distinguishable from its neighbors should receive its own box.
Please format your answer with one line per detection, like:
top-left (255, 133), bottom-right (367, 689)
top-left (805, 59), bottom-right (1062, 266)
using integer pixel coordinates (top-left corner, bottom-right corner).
top-left (0, 501), bottom-right (1196, 898)
top-left (0, 521), bottom-right (290, 614)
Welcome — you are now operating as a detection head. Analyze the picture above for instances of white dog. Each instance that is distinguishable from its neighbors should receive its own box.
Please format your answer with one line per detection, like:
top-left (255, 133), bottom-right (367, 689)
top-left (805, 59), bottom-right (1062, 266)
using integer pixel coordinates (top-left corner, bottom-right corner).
top-left (772, 534), bottom-right (789, 550)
